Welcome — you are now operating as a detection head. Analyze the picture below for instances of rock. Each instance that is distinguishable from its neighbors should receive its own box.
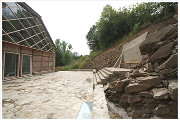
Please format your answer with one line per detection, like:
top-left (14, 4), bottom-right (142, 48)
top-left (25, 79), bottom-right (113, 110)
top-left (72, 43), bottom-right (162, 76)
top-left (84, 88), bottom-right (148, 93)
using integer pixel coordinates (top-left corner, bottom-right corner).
top-left (104, 83), bottom-right (113, 92)
top-left (139, 24), bottom-right (177, 55)
top-left (172, 47), bottom-right (177, 54)
top-left (168, 78), bottom-right (178, 83)
top-left (154, 68), bottom-right (160, 73)
top-left (162, 80), bottom-right (169, 88)
top-left (130, 101), bottom-right (143, 110)
top-left (154, 105), bottom-right (170, 116)
top-left (154, 84), bottom-right (163, 88)
top-left (128, 95), bottom-right (142, 103)
top-left (142, 106), bottom-right (155, 114)
top-left (141, 54), bottom-right (149, 65)
top-left (165, 102), bottom-right (178, 119)
top-left (138, 76), bottom-right (161, 88)
top-left (148, 42), bottom-right (174, 63)
top-left (130, 70), bottom-right (146, 77)
top-left (159, 68), bottom-right (177, 75)
top-left (105, 90), bottom-right (113, 97)
top-left (125, 83), bottom-right (149, 93)
top-left (165, 31), bottom-right (178, 40)
top-left (158, 53), bottom-right (178, 70)
top-left (114, 79), bottom-right (129, 92)
top-left (144, 101), bottom-right (158, 108)
top-left (145, 63), bottom-right (154, 73)
top-left (174, 14), bottom-right (178, 21)
top-left (125, 72), bottom-right (131, 78)
top-left (150, 115), bottom-right (161, 119)
top-left (168, 81), bottom-right (178, 102)
top-left (120, 92), bottom-right (130, 103)
top-left (126, 107), bottom-right (132, 113)
top-left (143, 97), bottom-right (156, 103)
top-left (132, 110), bottom-right (143, 119)
top-left (141, 114), bottom-right (153, 119)
top-left (153, 62), bottom-right (159, 68)
top-left (139, 91), bottom-right (153, 97)
top-left (108, 91), bottom-right (120, 103)
top-left (151, 88), bottom-right (169, 99)
top-left (147, 72), bottom-right (158, 76)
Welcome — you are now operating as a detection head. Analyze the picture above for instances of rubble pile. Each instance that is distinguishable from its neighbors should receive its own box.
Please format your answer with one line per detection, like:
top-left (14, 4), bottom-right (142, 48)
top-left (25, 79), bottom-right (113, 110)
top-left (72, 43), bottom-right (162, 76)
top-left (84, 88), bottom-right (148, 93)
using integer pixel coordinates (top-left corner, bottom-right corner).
top-left (104, 23), bottom-right (178, 119)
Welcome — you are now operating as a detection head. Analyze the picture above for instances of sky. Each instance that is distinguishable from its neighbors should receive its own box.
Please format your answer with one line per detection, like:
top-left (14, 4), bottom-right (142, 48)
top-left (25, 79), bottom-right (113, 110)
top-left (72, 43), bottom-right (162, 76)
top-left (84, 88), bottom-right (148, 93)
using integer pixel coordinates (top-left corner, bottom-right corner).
top-left (23, 0), bottom-right (140, 55)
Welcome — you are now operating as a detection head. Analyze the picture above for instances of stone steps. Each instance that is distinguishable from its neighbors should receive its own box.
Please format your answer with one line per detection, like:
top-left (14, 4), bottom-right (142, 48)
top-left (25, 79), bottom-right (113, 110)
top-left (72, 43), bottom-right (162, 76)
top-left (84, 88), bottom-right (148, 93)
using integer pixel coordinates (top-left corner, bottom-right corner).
top-left (101, 69), bottom-right (113, 77)
top-left (92, 67), bottom-right (131, 119)
top-left (97, 71), bottom-right (107, 85)
top-left (94, 67), bottom-right (130, 85)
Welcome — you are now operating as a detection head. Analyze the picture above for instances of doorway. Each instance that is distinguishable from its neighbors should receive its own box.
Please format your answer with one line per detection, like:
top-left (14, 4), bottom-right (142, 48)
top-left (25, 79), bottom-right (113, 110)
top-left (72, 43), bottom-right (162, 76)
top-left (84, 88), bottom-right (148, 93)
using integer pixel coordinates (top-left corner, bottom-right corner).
top-left (4, 52), bottom-right (19, 78)
top-left (22, 55), bottom-right (31, 75)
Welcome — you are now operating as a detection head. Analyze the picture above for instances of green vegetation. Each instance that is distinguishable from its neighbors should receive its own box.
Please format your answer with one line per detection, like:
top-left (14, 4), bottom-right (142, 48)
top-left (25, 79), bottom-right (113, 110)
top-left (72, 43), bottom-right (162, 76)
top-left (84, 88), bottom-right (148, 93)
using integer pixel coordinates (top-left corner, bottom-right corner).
top-left (86, 2), bottom-right (177, 52)
top-left (55, 2), bottom-right (177, 71)
top-left (55, 39), bottom-right (81, 67)
top-left (55, 54), bottom-right (92, 71)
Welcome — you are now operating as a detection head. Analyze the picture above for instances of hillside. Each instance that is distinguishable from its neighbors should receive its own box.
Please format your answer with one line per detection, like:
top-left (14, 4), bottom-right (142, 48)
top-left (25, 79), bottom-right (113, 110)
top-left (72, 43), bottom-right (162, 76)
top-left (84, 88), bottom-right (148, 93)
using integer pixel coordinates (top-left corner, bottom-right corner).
top-left (92, 16), bottom-right (177, 71)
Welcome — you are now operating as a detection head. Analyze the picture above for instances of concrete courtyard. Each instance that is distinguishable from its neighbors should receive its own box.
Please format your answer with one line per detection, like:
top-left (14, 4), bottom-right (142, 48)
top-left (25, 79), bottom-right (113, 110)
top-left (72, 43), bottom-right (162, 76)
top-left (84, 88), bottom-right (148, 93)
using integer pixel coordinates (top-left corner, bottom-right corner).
top-left (2, 71), bottom-right (94, 119)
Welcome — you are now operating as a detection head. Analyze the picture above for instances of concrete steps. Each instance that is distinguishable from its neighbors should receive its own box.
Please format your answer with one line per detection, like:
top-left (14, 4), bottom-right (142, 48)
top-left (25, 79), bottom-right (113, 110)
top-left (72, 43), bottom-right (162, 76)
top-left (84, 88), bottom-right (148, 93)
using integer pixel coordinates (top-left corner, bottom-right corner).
top-left (97, 71), bottom-right (107, 85)
top-left (94, 67), bottom-right (130, 85)
top-left (92, 67), bottom-right (131, 119)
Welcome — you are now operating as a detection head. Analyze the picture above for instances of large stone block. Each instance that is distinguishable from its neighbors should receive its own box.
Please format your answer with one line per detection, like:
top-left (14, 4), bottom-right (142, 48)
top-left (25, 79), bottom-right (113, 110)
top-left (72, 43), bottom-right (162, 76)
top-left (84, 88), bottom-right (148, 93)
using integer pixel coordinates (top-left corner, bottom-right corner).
top-left (148, 42), bottom-right (174, 63)
top-left (139, 91), bottom-right (153, 97)
top-left (114, 79), bottom-right (129, 92)
top-left (144, 101), bottom-right (158, 108)
top-left (125, 83), bottom-right (149, 93)
top-left (128, 95), bottom-right (142, 103)
top-left (151, 88), bottom-right (169, 99)
top-left (158, 53), bottom-right (178, 70)
top-left (120, 92), bottom-right (130, 103)
top-left (132, 110), bottom-right (143, 119)
top-left (139, 24), bottom-right (177, 55)
top-left (138, 76), bottom-right (161, 88)
top-left (168, 81), bottom-right (178, 102)
top-left (154, 105), bottom-right (170, 116)
top-left (145, 63), bottom-right (154, 72)
top-left (142, 106), bottom-right (155, 114)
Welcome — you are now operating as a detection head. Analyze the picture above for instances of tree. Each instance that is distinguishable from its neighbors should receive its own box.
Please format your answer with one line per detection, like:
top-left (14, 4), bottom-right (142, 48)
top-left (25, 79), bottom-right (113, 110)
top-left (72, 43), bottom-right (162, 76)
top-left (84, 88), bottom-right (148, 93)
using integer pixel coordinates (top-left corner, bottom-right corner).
top-left (86, 2), bottom-right (177, 52)
top-left (97, 5), bottom-right (119, 50)
top-left (86, 25), bottom-right (99, 51)
top-left (55, 39), bottom-right (63, 66)
top-left (55, 39), bottom-right (74, 66)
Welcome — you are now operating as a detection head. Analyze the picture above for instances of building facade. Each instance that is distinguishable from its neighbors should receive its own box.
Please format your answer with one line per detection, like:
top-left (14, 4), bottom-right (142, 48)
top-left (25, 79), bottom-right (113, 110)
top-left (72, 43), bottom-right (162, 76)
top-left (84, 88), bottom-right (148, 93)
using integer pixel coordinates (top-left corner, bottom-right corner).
top-left (2, 2), bottom-right (56, 80)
